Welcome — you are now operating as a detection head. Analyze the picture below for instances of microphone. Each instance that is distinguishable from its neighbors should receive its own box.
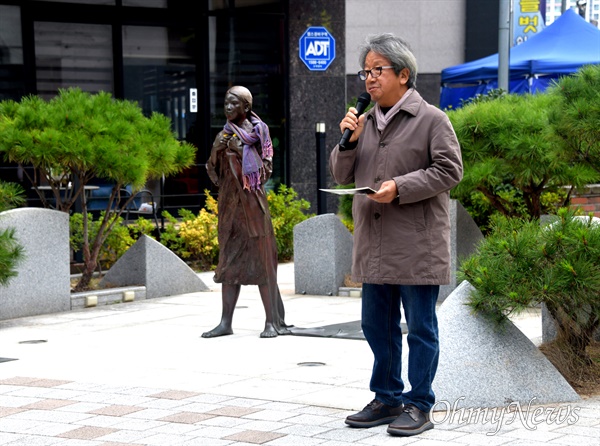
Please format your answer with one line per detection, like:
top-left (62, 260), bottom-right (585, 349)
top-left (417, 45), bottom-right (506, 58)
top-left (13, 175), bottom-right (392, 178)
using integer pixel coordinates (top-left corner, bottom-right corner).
top-left (339, 92), bottom-right (371, 148)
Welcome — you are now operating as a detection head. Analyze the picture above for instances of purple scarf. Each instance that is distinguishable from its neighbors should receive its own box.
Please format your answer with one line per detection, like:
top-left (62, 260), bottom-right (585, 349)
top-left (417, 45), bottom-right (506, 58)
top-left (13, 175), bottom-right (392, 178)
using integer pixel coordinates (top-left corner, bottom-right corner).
top-left (224, 111), bottom-right (273, 192)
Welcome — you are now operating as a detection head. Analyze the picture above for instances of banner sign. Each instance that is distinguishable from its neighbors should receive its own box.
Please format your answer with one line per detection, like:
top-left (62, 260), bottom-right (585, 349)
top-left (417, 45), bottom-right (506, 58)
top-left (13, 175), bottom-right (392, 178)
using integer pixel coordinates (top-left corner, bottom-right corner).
top-left (513, 0), bottom-right (546, 45)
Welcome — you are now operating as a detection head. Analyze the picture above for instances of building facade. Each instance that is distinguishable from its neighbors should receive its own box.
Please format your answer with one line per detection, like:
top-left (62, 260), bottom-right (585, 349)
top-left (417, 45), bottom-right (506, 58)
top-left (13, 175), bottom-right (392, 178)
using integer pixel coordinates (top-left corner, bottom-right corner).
top-left (0, 0), bottom-right (350, 215)
top-left (545, 0), bottom-right (600, 26)
top-left (1, 0), bottom-right (508, 215)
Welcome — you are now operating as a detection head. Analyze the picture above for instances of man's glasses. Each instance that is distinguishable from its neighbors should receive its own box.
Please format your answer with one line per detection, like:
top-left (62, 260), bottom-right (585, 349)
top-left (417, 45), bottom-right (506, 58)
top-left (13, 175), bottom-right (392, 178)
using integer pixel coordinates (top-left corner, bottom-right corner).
top-left (357, 66), bottom-right (394, 81)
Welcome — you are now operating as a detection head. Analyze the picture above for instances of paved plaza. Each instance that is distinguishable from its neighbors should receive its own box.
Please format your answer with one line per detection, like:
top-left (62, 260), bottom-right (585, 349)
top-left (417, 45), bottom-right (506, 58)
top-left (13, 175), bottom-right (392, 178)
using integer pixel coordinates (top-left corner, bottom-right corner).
top-left (0, 263), bottom-right (598, 445)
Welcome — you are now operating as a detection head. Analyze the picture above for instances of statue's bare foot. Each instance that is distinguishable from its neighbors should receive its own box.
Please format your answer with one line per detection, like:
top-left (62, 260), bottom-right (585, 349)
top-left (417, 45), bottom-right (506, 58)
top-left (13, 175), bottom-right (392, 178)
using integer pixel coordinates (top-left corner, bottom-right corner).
top-left (260, 322), bottom-right (279, 338)
top-left (201, 324), bottom-right (233, 338)
top-left (276, 325), bottom-right (292, 335)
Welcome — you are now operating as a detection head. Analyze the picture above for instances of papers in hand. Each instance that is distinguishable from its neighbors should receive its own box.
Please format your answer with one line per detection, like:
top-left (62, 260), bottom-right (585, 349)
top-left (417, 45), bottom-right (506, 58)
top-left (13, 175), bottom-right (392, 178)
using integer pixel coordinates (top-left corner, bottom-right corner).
top-left (319, 187), bottom-right (378, 195)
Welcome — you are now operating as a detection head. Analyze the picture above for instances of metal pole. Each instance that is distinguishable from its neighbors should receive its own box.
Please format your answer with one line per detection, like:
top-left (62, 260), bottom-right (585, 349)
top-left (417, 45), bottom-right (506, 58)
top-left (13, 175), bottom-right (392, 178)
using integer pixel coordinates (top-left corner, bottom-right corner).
top-left (498, 0), bottom-right (511, 92)
top-left (315, 122), bottom-right (327, 215)
top-left (160, 174), bottom-right (165, 231)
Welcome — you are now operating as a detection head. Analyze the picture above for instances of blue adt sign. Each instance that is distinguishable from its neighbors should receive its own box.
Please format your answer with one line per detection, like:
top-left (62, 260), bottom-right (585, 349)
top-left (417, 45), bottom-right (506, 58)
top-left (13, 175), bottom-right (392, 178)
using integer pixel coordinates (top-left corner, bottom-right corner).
top-left (299, 26), bottom-right (335, 71)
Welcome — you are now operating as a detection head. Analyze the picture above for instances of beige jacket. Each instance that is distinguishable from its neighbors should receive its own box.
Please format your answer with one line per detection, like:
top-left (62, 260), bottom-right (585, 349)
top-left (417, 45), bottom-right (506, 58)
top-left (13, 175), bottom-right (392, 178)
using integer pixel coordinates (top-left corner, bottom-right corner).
top-left (330, 90), bottom-right (463, 285)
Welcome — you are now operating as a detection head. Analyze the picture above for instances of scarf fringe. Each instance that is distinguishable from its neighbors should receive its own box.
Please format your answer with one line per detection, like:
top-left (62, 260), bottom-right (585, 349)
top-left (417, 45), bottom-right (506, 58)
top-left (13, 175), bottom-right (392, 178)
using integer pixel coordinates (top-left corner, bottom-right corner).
top-left (243, 168), bottom-right (264, 192)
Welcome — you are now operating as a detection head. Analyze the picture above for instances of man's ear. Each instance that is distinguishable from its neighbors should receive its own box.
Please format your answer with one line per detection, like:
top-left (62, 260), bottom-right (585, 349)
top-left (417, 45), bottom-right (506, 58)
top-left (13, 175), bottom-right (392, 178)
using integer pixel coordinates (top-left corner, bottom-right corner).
top-left (399, 68), bottom-right (410, 85)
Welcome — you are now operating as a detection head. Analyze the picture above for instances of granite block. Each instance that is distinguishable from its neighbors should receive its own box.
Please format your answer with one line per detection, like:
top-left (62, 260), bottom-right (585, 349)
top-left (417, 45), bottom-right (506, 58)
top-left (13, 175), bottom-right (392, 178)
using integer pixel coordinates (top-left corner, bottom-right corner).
top-left (0, 208), bottom-right (71, 320)
top-left (420, 281), bottom-right (581, 408)
top-left (293, 213), bottom-right (353, 296)
top-left (99, 235), bottom-right (209, 299)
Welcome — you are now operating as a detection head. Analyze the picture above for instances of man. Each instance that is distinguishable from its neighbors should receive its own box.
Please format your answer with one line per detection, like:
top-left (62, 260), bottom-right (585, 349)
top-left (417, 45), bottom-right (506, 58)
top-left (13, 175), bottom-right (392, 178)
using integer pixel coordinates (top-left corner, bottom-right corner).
top-left (330, 33), bottom-right (463, 436)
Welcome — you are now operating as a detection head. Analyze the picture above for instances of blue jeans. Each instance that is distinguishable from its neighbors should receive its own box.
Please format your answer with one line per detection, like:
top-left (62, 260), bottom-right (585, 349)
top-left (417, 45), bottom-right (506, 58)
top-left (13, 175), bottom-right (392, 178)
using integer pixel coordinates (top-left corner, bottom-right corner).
top-left (361, 283), bottom-right (440, 412)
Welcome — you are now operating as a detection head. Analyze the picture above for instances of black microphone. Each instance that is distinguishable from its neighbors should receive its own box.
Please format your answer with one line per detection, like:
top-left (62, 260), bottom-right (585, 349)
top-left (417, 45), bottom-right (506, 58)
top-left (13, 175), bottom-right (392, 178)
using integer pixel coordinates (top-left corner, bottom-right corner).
top-left (339, 92), bottom-right (371, 148)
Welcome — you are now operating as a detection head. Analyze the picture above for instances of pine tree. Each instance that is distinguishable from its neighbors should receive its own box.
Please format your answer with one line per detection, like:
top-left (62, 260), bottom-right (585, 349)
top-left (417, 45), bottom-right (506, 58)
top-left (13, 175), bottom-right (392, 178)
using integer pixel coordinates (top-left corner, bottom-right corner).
top-left (0, 88), bottom-right (196, 290)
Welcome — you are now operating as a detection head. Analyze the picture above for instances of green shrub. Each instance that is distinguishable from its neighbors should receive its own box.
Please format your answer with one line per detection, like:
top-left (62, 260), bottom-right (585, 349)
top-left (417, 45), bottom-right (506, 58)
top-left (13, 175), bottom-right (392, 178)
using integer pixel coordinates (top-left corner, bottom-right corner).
top-left (159, 191), bottom-right (219, 271)
top-left (0, 181), bottom-right (26, 212)
top-left (335, 184), bottom-right (355, 233)
top-left (70, 212), bottom-right (156, 271)
top-left (0, 181), bottom-right (25, 286)
top-left (448, 67), bottom-right (600, 233)
top-left (459, 208), bottom-right (600, 362)
top-left (267, 184), bottom-right (314, 261)
top-left (0, 227), bottom-right (24, 286)
top-left (455, 186), bottom-right (567, 235)
top-left (93, 185), bottom-right (312, 272)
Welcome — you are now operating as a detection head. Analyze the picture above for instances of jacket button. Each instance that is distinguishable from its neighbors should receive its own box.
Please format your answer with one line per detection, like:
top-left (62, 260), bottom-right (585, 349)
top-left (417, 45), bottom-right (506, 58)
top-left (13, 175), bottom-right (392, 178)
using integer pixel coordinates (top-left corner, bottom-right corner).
top-left (379, 143), bottom-right (385, 147)
top-left (374, 213), bottom-right (381, 219)
top-left (374, 177), bottom-right (380, 182)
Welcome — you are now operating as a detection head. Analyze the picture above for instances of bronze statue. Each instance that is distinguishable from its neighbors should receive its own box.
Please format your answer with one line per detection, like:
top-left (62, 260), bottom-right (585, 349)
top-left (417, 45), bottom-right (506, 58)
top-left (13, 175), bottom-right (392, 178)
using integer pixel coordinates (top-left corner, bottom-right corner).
top-left (203, 86), bottom-right (290, 338)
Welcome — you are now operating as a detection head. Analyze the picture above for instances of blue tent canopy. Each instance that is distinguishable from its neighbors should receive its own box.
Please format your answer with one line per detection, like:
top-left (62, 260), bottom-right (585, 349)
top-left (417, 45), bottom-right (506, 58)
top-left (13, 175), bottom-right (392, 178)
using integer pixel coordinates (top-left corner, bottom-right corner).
top-left (440, 9), bottom-right (600, 109)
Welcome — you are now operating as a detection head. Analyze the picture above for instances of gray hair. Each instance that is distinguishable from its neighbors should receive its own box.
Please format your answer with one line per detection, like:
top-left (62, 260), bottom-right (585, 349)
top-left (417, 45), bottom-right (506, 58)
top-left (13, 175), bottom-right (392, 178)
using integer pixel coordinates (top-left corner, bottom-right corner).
top-left (358, 33), bottom-right (418, 89)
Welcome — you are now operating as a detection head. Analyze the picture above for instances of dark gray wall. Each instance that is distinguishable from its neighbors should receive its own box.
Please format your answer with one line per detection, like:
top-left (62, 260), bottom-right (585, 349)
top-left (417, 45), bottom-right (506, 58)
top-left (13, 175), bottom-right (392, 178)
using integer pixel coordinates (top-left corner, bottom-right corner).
top-left (466, 0), bottom-right (500, 60)
top-left (288, 0), bottom-right (346, 214)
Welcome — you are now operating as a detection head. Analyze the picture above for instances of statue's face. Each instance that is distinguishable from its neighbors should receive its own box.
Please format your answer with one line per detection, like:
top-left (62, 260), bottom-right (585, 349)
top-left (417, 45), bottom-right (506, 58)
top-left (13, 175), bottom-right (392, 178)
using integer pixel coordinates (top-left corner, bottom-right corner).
top-left (224, 93), bottom-right (248, 125)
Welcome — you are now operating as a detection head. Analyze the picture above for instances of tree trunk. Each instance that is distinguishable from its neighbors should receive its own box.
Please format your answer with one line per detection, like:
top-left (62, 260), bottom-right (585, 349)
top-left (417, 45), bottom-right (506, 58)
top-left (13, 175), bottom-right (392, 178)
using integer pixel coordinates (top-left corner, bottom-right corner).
top-left (73, 212), bottom-right (112, 292)
top-left (549, 303), bottom-right (596, 363)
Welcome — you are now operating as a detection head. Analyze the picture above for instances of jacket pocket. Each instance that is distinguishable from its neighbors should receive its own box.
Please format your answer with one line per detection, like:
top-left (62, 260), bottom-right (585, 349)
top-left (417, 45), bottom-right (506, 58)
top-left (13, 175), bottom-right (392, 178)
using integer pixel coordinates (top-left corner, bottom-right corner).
top-left (412, 202), bottom-right (426, 232)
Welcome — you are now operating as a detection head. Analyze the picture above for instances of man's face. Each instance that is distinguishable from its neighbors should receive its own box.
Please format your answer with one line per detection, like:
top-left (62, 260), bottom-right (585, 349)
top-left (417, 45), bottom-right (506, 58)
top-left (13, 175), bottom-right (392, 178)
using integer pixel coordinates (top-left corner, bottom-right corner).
top-left (363, 51), bottom-right (409, 107)
top-left (224, 93), bottom-right (248, 124)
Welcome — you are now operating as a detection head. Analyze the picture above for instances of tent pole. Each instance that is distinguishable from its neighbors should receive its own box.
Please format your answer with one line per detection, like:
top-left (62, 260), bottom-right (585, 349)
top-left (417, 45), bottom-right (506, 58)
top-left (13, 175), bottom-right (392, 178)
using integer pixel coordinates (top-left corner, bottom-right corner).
top-left (498, 0), bottom-right (510, 92)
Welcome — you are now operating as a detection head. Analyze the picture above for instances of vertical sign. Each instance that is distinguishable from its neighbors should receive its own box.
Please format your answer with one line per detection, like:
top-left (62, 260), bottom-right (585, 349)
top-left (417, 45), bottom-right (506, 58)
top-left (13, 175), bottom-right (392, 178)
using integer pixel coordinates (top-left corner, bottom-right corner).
top-left (513, 0), bottom-right (546, 45)
top-left (189, 88), bottom-right (197, 113)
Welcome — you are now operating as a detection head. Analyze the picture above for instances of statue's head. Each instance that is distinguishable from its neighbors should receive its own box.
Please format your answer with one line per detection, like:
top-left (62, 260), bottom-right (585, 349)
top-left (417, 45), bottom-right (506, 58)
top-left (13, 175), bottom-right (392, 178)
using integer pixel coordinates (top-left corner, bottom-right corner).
top-left (226, 86), bottom-right (252, 110)
top-left (224, 86), bottom-right (253, 124)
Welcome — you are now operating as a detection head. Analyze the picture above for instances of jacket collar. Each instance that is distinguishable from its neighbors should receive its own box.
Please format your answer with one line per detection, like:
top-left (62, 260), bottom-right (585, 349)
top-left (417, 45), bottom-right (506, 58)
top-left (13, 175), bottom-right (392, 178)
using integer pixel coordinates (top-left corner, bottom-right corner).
top-left (366, 88), bottom-right (422, 124)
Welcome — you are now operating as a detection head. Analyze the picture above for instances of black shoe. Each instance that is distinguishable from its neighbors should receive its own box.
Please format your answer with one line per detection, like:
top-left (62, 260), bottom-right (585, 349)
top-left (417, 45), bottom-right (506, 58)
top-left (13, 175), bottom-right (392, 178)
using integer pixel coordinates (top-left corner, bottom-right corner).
top-left (345, 399), bottom-right (403, 428)
top-left (387, 404), bottom-right (433, 436)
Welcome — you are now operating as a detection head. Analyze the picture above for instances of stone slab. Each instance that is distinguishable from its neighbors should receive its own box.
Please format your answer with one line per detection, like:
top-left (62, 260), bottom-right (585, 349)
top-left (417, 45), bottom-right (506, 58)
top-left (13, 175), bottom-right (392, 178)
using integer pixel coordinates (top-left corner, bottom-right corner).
top-left (413, 281), bottom-right (580, 408)
top-left (293, 213), bottom-right (353, 296)
top-left (0, 208), bottom-right (71, 320)
top-left (100, 235), bottom-right (209, 298)
top-left (71, 286), bottom-right (146, 309)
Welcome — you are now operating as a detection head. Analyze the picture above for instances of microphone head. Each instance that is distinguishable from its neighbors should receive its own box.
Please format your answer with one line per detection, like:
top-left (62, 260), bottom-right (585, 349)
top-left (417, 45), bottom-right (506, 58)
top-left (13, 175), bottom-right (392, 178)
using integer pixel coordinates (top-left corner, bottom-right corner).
top-left (356, 92), bottom-right (371, 113)
top-left (358, 92), bottom-right (371, 105)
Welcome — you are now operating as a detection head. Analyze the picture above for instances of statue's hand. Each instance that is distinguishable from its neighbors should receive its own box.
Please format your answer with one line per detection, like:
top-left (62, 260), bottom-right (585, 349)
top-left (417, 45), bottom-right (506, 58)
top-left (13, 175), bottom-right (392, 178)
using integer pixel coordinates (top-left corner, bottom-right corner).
top-left (227, 136), bottom-right (240, 151)
top-left (218, 133), bottom-right (230, 146)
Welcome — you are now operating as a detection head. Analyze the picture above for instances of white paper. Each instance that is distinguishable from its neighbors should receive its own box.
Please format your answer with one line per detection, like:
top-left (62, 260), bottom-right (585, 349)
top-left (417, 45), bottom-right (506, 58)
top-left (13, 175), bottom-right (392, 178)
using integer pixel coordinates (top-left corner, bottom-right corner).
top-left (319, 187), bottom-right (378, 195)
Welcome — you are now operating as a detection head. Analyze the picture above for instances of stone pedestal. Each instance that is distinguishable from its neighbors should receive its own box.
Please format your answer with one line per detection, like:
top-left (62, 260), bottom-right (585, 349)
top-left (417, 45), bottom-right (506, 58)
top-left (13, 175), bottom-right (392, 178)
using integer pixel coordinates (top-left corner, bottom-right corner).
top-left (293, 213), bottom-right (353, 296)
top-left (0, 208), bottom-right (71, 320)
